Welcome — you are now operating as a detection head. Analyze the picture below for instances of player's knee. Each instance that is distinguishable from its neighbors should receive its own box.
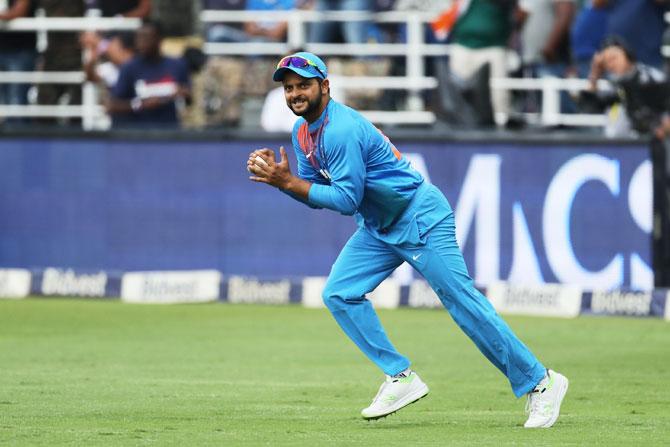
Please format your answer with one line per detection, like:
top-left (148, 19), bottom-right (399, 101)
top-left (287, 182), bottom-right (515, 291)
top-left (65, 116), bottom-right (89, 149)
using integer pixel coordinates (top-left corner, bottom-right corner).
top-left (321, 283), bottom-right (339, 309)
top-left (322, 283), bottom-right (354, 309)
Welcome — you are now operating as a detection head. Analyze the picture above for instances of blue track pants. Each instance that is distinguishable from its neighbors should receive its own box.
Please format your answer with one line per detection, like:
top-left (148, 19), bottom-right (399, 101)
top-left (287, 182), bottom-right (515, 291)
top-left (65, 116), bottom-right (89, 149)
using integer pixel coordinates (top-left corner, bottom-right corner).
top-left (322, 188), bottom-right (546, 398)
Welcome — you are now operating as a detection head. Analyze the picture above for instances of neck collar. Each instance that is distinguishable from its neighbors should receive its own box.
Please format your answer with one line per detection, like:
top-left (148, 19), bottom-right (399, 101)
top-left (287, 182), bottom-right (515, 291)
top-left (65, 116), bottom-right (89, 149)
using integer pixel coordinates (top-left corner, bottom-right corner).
top-left (307, 98), bottom-right (332, 132)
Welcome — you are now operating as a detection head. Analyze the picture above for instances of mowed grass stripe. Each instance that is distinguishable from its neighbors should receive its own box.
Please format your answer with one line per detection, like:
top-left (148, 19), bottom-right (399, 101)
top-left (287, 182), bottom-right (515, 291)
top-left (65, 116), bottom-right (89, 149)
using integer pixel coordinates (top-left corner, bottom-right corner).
top-left (0, 298), bottom-right (668, 446)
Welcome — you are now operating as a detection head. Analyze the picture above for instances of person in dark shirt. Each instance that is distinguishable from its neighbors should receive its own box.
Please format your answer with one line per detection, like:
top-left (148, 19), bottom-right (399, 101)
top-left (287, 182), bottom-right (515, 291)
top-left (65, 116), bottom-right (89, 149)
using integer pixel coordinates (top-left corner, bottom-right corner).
top-left (99, 0), bottom-right (151, 18)
top-left (582, 36), bottom-right (668, 135)
top-left (601, 0), bottom-right (668, 69)
top-left (36, 0), bottom-right (85, 124)
top-left (108, 20), bottom-right (191, 127)
top-left (0, 0), bottom-right (37, 109)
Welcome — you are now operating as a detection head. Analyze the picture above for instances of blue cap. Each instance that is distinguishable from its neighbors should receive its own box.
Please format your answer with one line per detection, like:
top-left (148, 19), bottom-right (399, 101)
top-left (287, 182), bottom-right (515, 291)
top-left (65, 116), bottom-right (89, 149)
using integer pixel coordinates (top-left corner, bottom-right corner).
top-left (273, 52), bottom-right (328, 82)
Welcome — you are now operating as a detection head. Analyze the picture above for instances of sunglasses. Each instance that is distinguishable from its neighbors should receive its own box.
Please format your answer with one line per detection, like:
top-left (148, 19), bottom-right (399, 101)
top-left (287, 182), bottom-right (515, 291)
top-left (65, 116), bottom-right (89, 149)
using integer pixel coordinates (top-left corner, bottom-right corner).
top-left (276, 56), bottom-right (326, 79)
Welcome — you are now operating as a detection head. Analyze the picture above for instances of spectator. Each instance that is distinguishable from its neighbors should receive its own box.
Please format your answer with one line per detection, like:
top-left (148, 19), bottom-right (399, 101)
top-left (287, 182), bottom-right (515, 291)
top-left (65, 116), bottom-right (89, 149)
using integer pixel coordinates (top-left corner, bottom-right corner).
top-left (80, 0), bottom-right (150, 68)
top-left (602, 0), bottom-right (668, 69)
top-left (519, 0), bottom-right (575, 73)
top-left (519, 0), bottom-right (576, 114)
top-left (244, 0), bottom-right (294, 41)
top-left (447, 0), bottom-right (520, 126)
top-left (81, 32), bottom-right (135, 128)
top-left (0, 0), bottom-right (37, 119)
top-left (97, 0), bottom-right (152, 17)
top-left (569, 0), bottom-right (608, 78)
top-left (36, 0), bottom-right (86, 124)
top-left (308, 0), bottom-right (372, 44)
top-left (108, 20), bottom-right (191, 127)
top-left (206, 0), bottom-right (295, 44)
top-left (152, 0), bottom-right (202, 58)
top-left (83, 32), bottom-right (136, 89)
top-left (582, 37), bottom-right (667, 136)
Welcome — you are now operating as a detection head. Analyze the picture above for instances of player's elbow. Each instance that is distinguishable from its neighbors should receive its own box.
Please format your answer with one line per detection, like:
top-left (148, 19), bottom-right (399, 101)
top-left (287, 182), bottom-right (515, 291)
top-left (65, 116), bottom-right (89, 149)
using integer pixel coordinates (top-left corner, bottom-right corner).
top-left (334, 190), bottom-right (359, 215)
top-left (338, 200), bottom-right (358, 216)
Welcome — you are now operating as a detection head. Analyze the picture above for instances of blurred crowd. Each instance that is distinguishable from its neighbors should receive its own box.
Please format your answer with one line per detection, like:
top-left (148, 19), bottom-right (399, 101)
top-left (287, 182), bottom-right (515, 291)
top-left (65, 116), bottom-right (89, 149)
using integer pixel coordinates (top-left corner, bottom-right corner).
top-left (1, 0), bottom-right (670, 137)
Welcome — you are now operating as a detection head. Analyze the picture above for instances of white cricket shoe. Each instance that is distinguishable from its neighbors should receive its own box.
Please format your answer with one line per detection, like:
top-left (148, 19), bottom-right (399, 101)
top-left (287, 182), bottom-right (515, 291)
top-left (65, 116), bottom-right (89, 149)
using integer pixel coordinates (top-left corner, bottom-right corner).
top-left (524, 369), bottom-right (569, 428)
top-left (361, 370), bottom-right (429, 420)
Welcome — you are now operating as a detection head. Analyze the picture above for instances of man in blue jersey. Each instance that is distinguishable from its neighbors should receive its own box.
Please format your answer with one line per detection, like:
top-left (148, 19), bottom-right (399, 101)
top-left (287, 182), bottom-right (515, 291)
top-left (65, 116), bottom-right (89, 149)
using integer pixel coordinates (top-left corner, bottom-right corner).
top-left (247, 52), bottom-right (569, 428)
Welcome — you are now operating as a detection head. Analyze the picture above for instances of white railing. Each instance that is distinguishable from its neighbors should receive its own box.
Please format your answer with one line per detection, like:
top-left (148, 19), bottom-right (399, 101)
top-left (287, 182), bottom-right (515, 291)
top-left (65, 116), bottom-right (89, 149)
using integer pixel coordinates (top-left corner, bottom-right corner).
top-left (0, 12), bottom-right (613, 130)
top-left (201, 9), bottom-right (446, 116)
top-left (0, 15), bottom-right (140, 129)
top-left (490, 77), bottom-right (610, 127)
top-left (0, 16), bottom-right (141, 31)
top-left (202, 9), bottom-right (607, 128)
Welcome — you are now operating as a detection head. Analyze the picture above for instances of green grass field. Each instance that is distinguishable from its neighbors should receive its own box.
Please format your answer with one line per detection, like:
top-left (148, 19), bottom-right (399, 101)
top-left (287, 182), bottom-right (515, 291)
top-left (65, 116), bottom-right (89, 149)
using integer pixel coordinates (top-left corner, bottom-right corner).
top-left (1, 298), bottom-right (669, 446)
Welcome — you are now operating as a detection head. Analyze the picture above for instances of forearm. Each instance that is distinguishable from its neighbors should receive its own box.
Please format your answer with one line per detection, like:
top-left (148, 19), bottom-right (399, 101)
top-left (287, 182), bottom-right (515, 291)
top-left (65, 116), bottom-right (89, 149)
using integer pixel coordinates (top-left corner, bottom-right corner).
top-left (281, 188), bottom-right (322, 209)
top-left (83, 60), bottom-right (101, 83)
top-left (279, 175), bottom-right (312, 201)
top-left (0, 0), bottom-right (29, 20)
top-left (107, 97), bottom-right (133, 114)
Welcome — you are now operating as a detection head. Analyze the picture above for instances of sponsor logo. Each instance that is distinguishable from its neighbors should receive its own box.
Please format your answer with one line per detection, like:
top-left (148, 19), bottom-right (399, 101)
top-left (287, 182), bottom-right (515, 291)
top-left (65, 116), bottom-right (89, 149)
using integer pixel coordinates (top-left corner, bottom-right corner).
top-left (0, 269), bottom-right (31, 299)
top-left (591, 290), bottom-right (652, 316)
top-left (135, 77), bottom-right (178, 99)
top-left (41, 268), bottom-right (107, 297)
top-left (412, 253), bottom-right (422, 262)
top-left (121, 270), bottom-right (221, 304)
top-left (227, 276), bottom-right (291, 304)
top-left (142, 277), bottom-right (198, 298)
top-left (487, 282), bottom-right (582, 318)
top-left (501, 287), bottom-right (560, 308)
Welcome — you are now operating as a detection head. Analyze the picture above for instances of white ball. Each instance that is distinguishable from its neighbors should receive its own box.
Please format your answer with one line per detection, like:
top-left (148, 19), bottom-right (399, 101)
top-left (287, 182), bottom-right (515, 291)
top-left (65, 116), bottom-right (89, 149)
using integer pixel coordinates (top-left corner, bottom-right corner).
top-left (254, 155), bottom-right (269, 167)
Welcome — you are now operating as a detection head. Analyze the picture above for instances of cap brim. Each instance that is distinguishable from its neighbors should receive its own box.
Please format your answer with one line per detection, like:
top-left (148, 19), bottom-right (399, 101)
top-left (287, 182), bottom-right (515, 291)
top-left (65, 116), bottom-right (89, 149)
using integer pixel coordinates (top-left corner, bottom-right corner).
top-left (273, 66), bottom-right (321, 82)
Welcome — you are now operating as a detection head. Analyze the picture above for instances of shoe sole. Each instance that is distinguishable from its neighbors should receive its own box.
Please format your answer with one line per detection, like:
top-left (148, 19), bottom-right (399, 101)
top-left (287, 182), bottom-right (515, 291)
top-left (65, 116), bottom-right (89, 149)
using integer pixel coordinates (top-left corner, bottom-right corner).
top-left (538, 376), bottom-right (569, 428)
top-left (362, 384), bottom-right (429, 420)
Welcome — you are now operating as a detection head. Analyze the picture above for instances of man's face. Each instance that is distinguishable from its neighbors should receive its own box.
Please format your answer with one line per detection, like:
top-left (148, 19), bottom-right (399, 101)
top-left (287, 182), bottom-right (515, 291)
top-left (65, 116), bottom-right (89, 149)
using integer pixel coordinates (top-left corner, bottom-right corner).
top-left (602, 46), bottom-right (633, 76)
top-left (106, 37), bottom-right (128, 65)
top-left (136, 26), bottom-right (160, 58)
top-left (282, 71), bottom-right (327, 118)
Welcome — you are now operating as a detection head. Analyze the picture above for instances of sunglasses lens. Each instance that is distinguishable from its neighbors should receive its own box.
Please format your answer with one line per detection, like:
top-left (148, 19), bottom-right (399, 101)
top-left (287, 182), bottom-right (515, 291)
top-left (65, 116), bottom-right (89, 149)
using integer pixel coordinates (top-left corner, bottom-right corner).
top-left (289, 57), bottom-right (309, 68)
top-left (277, 56), bottom-right (324, 78)
top-left (278, 56), bottom-right (310, 69)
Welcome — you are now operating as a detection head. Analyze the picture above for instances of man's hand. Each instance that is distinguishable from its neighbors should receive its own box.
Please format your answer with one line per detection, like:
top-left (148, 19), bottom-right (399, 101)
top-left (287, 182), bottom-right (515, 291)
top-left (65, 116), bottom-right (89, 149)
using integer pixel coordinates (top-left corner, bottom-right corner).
top-left (588, 51), bottom-right (605, 90)
top-left (247, 147), bottom-right (292, 189)
top-left (247, 147), bottom-right (312, 200)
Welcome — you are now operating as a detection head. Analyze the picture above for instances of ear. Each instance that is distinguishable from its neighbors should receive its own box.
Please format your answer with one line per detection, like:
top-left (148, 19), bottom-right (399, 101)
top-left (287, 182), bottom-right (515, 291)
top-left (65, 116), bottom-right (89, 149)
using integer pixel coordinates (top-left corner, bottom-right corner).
top-left (321, 78), bottom-right (330, 95)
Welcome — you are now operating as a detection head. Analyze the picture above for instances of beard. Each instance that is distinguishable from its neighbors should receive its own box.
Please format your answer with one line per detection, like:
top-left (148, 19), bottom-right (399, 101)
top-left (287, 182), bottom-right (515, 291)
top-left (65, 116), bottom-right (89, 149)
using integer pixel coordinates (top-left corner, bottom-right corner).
top-left (288, 93), bottom-right (322, 117)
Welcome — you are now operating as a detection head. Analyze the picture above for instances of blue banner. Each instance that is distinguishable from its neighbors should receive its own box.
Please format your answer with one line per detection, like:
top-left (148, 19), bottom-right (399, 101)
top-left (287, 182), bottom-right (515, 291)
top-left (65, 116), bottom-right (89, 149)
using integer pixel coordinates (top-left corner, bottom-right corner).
top-left (0, 137), bottom-right (650, 290)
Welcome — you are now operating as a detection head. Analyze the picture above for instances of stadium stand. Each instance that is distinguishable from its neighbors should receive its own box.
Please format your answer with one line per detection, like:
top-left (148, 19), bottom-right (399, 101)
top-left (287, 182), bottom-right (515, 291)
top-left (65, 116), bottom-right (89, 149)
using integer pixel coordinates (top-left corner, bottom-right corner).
top-left (4, 4), bottom-right (663, 131)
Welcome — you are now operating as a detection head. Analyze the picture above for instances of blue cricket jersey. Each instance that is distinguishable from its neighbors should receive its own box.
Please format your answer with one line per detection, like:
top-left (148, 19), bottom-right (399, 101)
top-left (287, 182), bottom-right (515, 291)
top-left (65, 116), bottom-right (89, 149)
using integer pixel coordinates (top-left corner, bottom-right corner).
top-left (288, 99), bottom-right (449, 241)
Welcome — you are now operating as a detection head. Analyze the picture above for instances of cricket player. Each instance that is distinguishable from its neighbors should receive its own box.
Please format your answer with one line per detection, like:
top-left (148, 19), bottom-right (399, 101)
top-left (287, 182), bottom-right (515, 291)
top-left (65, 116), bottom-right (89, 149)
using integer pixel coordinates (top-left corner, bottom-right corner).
top-left (247, 52), bottom-right (569, 427)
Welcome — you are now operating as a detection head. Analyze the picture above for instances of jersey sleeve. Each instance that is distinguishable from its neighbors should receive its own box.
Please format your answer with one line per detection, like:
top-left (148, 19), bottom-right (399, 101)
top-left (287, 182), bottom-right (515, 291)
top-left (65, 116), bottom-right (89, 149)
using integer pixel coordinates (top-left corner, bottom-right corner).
top-left (307, 123), bottom-right (365, 215)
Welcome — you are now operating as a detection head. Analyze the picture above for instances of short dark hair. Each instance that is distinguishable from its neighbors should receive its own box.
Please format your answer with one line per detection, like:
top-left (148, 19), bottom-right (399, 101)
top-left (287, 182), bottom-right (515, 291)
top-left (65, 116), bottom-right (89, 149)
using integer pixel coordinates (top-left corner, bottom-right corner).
top-left (109, 31), bottom-right (135, 51)
top-left (601, 35), bottom-right (636, 63)
top-left (141, 19), bottom-right (164, 37)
